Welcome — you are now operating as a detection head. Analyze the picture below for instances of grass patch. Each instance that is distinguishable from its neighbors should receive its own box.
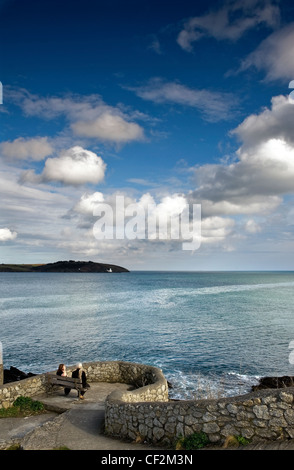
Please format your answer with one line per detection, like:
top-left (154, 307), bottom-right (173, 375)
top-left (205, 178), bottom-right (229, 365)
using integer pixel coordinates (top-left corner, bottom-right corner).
top-left (53, 446), bottom-right (71, 450)
top-left (5, 443), bottom-right (22, 450)
top-left (0, 407), bottom-right (22, 418)
top-left (223, 434), bottom-right (250, 448)
top-left (236, 435), bottom-right (250, 446)
top-left (176, 432), bottom-right (209, 450)
top-left (0, 396), bottom-right (45, 418)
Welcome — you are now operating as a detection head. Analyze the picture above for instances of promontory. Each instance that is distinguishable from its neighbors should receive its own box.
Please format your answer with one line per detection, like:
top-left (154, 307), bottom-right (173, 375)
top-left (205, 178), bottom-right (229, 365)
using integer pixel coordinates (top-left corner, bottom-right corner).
top-left (0, 260), bottom-right (129, 273)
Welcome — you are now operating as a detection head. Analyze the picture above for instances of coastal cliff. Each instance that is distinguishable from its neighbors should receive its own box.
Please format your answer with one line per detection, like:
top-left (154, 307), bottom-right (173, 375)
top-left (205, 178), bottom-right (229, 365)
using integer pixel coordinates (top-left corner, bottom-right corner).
top-left (0, 260), bottom-right (129, 273)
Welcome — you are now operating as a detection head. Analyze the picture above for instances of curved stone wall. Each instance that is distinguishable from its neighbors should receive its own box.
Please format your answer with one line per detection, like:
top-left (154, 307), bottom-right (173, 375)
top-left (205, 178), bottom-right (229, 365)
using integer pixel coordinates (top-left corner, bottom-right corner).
top-left (105, 383), bottom-right (294, 447)
top-left (84, 361), bottom-right (169, 402)
top-left (0, 361), bottom-right (168, 409)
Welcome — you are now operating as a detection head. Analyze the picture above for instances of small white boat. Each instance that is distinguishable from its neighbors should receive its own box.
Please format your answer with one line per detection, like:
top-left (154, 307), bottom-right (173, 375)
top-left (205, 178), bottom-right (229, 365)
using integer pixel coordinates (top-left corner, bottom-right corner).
top-left (107, 268), bottom-right (112, 273)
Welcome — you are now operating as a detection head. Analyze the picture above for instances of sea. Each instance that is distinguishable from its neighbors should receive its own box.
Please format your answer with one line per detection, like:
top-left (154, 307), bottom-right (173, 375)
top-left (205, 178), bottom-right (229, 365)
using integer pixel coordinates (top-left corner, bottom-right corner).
top-left (1, 270), bottom-right (294, 400)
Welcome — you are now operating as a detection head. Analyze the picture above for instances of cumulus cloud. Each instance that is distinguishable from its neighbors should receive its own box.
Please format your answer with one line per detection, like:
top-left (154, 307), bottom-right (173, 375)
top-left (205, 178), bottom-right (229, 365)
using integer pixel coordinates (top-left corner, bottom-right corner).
top-left (74, 191), bottom-right (192, 241)
top-left (201, 216), bottom-right (235, 244)
top-left (0, 227), bottom-right (17, 241)
top-left (195, 139), bottom-right (294, 202)
top-left (189, 94), bottom-right (294, 218)
top-left (73, 192), bottom-right (105, 215)
top-left (71, 111), bottom-right (144, 143)
top-left (63, 92), bottom-right (294, 255)
top-left (72, 190), bottom-right (198, 251)
top-left (129, 78), bottom-right (237, 122)
top-left (70, 189), bottom-right (239, 250)
top-left (21, 146), bottom-right (106, 186)
top-left (244, 219), bottom-right (262, 233)
top-left (231, 95), bottom-right (294, 147)
top-left (177, 0), bottom-right (280, 51)
top-left (239, 23), bottom-right (294, 81)
top-left (8, 89), bottom-right (145, 145)
top-left (0, 137), bottom-right (53, 161)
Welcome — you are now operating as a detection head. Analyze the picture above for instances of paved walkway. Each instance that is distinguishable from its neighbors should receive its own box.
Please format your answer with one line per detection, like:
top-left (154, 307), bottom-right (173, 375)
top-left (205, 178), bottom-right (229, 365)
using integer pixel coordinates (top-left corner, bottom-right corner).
top-left (2, 382), bottom-right (294, 451)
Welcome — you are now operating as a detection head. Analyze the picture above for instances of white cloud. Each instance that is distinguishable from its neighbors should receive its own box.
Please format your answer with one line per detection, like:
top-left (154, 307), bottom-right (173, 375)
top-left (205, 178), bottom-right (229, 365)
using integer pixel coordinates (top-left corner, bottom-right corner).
top-left (8, 89), bottom-right (103, 120)
top-left (245, 219), bottom-right (262, 233)
top-left (177, 0), bottom-right (280, 51)
top-left (21, 146), bottom-right (106, 186)
top-left (239, 23), bottom-right (294, 81)
top-left (3, 83), bottom-right (294, 263)
top-left (148, 37), bottom-right (163, 55)
top-left (201, 216), bottom-right (235, 244)
top-left (73, 192), bottom-right (105, 215)
top-left (71, 111), bottom-right (144, 143)
top-left (71, 189), bottom-right (238, 251)
top-left (204, 138), bottom-right (294, 199)
top-left (0, 137), bottom-right (53, 161)
top-left (8, 89), bottom-right (145, 145)
top-left (189, 94), bottom-right (294, 219)
top-left (75, 191), bottom-right (193, 242)
top-left (42, 147), bottom-right (106, 185)
top-left (0, 227), bottom-right (17, 241)
top-left (190, 136), bottom-right (294, 217)
top-left (0, 160), bottom-right (73, 225)
top-left (197, 195), bottom-right (281, 217)
top-left (129, 78), bottom-right (237, 122)
top-left (231, 95), bottom-right (294, 147)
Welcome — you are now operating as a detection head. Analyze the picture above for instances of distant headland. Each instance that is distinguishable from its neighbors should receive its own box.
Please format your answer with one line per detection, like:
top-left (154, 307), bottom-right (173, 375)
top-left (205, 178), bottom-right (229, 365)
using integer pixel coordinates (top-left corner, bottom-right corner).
top-left (0, 260), bottom-right (129, 273)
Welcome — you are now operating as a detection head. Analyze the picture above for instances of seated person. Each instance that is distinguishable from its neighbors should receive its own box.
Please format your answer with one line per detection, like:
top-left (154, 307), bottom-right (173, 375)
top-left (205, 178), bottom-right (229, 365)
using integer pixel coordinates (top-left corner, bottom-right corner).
top-left (56, 363), bottom-right (70, 396)
top-left (72, 362), bottom-right (89, 399)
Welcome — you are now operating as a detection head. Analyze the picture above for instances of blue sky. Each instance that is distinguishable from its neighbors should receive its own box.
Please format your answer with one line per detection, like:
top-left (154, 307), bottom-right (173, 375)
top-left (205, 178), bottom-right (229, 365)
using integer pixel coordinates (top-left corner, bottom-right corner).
top-left (1, 0), bottom-right (294, 270)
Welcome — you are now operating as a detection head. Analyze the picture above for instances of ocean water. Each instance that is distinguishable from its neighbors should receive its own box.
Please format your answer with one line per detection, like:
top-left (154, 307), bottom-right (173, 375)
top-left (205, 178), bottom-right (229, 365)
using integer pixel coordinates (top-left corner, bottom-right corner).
top-left (1, 271), bottom-right (294, 400)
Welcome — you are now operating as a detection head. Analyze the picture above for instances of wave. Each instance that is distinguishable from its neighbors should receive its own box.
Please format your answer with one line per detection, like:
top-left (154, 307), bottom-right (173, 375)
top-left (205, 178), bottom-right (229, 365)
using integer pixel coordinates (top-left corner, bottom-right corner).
top-left (165, 369), bottom-right (261, 400)
top-left (201, 281), bottom-right (294, 295)
top-left (146, 281), bottom-right (294, 309)
top-left (178, 281), bottom-right (294, 297)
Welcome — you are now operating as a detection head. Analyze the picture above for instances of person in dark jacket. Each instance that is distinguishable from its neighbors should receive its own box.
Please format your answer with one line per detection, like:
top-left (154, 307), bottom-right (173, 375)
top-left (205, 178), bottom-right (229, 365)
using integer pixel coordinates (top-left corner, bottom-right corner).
top-left (72, 362), bottom-right (89, 399)
top-left (56, 363), bottom-right (70, 396)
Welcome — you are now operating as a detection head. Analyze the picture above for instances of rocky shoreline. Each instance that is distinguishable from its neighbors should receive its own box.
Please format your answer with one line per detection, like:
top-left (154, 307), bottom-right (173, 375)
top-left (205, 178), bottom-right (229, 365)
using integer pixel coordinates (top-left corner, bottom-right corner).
top-left (4, 366), bottom-right (36, 384)
top-left (251, 375), bottom-right (294, 390)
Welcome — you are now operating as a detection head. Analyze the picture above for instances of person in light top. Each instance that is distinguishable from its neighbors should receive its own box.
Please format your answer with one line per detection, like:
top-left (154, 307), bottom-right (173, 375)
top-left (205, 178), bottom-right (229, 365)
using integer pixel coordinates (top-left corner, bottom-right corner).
top-left (72, 362), bottom-right (90, 399)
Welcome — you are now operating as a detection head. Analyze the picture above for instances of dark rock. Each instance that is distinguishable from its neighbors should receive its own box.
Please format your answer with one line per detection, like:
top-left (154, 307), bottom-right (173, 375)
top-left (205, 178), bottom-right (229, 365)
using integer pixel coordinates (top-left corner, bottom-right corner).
top-left (3, 366), bottom-right (36, 384)
top-left (252, 376), bottom-right (294, 391)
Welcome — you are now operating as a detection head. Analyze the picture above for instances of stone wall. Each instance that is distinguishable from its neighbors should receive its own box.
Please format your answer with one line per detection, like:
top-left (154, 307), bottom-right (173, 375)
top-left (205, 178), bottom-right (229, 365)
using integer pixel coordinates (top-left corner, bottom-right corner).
top-left (2, 360), bottom-right (294, 448)
top-left (105, 384), bottom-right (294, 447)
top-left (84, 361), bottom-right (168, 402)
top-left (0, 361), bottom-right (168, 409)
top-left (0, 374), bottom-right (46, 409)
top-left (0, 343), bottom-right (3, 386)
